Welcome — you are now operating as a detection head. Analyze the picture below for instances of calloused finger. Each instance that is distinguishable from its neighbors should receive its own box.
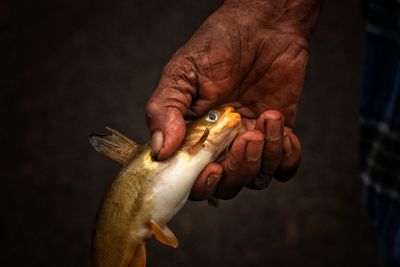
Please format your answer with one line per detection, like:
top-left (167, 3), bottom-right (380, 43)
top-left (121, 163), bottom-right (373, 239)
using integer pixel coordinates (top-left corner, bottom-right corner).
top-left (214, 130), bottom-right (264, 200)
top-left (189, 163), bottom-right (223, 201)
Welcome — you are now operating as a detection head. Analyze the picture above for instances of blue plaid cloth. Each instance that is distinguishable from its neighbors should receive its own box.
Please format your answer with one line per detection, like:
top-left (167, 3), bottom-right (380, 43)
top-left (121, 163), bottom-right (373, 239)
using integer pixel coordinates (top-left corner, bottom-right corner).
top-left (364, 187), bottom-right (400, 266)
top-left (361, 0), bottom-right (400, 265)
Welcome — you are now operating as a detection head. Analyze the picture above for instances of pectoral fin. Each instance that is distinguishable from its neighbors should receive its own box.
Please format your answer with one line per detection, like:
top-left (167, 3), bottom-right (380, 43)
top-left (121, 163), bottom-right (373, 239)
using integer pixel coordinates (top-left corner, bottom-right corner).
top-left (149, 220), bottom-right (179, 248)
top-left (129, 244), bottom-right (146, 267)
top-left (88, 127), bottom-right (140, 164)
top-left (188, 128), bottom-right (209, 154)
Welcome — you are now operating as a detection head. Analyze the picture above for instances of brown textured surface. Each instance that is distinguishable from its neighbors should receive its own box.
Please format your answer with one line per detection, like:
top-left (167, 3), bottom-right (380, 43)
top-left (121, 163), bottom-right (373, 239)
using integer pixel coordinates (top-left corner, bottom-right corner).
top-left (2, 0), bottom-right (382, 266)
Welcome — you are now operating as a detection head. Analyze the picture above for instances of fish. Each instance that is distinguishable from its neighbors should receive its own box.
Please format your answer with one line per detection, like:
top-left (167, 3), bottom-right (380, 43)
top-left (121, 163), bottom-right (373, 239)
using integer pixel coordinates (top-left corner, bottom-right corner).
top-left (88, 106), bottom-right (241, 267)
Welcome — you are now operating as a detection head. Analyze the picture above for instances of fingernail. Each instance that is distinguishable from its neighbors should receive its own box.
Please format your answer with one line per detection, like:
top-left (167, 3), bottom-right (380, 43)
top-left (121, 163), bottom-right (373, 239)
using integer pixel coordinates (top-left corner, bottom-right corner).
top-left (283, 134), bottom-right (292, 155)
top-left (206, 175), bottom-right (219, 188)
top-left (246, 141), bottom-right (263, 162)
top-left (151, 130), bottom-right (164, 158)
top-left (265, 119), bottom-right (283, 141)
top-left (228, 158), bottom-right (238, 171)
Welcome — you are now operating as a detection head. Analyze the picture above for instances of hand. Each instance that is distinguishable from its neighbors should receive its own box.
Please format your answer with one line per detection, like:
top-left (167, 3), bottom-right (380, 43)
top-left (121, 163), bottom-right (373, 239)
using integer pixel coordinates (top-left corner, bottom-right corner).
top-left (145, 0), bottom-right (320, 199)
top-left (189, 111), bottom-right (302, 200)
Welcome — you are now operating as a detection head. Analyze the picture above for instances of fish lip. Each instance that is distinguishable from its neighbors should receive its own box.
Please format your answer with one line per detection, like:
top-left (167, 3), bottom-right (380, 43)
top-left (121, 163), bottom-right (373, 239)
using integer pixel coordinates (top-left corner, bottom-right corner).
top-left (220, 107), bottom-right (241, 127)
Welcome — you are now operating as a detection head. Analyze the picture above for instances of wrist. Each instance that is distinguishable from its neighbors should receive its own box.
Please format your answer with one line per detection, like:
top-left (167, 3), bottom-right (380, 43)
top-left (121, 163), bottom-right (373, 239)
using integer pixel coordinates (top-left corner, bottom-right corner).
top-left (221, 0), bottom-right (322, 40)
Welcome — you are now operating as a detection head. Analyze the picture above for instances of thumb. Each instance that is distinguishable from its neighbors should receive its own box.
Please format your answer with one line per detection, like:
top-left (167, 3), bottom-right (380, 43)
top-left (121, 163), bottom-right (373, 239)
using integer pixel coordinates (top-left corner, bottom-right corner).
top-left (145, 57), bottom-right (197, 160)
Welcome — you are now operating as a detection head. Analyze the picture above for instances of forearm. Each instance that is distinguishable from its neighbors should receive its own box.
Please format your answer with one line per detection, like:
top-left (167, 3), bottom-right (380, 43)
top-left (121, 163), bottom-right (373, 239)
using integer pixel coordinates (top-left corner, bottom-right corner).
top-left (222, 0), bottom-right (322, 39)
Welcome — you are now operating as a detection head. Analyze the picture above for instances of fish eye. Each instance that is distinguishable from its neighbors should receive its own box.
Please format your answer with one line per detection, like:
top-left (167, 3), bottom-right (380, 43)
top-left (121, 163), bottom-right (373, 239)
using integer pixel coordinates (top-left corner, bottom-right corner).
top-left (206, 112), bottom-right (218, 122)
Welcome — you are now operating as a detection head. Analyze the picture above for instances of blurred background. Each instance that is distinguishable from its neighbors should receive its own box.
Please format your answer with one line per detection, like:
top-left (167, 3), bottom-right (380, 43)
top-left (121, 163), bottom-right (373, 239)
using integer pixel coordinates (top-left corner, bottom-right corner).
top-left (1, 0), bottom-right (382, 266)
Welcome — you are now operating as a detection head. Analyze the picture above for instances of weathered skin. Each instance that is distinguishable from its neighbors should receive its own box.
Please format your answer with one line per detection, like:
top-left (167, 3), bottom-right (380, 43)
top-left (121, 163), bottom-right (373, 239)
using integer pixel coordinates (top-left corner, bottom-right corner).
top-left (91, 106), bottom-right (241, 267)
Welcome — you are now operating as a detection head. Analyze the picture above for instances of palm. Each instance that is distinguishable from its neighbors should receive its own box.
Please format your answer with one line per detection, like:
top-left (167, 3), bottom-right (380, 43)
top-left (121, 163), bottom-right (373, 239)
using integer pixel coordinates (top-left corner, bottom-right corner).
top-left (176, 21), bottom-right (309, 130)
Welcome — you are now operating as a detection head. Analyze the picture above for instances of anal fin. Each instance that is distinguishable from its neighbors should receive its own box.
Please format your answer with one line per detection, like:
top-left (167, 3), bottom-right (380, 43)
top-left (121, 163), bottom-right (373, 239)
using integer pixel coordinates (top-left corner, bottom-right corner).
top-left (88, 127), bottom-right (140, 164)
top-left (149, 220), bottom-right (179, 248)
top-left (129, 244), bottom-right (146, 267)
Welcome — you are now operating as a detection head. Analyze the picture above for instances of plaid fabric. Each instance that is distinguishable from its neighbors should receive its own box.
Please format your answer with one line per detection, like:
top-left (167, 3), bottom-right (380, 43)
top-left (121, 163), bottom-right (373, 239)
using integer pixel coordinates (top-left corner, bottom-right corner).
top-left (361, 0), bottom-right (400, 265)
top-left (361, 0), bottom-right (400, 37)
top-left (361, 120), bottom-right (400, 199)
top-left (364, 187), bottom-right (400, 266)
top-left (360, 16), bottom-right (400, 199)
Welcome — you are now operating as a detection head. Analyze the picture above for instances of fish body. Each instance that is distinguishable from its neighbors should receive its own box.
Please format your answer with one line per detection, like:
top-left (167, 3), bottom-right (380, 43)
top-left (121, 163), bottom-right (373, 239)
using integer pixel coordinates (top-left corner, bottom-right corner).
top-left (89, 107), bottom-right (241, 267)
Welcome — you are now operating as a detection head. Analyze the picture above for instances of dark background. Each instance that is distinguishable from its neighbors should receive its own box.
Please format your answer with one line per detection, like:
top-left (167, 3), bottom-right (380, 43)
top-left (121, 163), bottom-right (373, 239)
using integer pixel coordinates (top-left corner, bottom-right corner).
top-left (2, 0), bottom-right (382, 266)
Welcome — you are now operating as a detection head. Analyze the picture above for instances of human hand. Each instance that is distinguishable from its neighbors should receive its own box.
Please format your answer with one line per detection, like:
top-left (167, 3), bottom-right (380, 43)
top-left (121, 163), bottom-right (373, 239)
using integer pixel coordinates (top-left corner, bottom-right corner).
top-left (145, 0), bottom-right (320, 199)
top-left (188, 110), bottom-right (302, 200)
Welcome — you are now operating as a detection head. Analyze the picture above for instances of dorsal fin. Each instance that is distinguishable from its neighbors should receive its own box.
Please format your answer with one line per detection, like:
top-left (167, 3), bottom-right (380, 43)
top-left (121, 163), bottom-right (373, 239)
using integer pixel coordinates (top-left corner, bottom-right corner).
top-left (88, 127), bottom-right (141, 164)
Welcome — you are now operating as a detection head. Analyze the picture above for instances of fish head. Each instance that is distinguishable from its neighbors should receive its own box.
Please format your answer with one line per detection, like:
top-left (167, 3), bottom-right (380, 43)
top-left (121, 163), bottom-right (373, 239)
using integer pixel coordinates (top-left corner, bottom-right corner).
top-left (184, 106), bottom-right (241, 155)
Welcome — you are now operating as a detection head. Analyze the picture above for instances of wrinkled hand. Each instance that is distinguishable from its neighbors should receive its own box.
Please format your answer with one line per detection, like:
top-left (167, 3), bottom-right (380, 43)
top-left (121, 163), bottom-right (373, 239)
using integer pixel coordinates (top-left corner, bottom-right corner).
top-left (146, 2), bottom-right (314, 199)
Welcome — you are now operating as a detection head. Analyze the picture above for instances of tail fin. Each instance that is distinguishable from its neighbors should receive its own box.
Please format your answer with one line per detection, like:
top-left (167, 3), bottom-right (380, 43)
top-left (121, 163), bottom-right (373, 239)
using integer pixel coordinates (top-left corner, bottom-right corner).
top-left (129, 244), bottom-right (146, 267)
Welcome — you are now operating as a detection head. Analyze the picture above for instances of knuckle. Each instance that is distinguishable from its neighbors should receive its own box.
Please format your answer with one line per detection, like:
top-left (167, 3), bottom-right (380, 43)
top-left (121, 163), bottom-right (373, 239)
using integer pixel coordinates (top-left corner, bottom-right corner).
top-left (260, 110), bottom-right (283, 120)
top-left (162, 54), bottom-right (196, 81)
top-left (145, 101), bottom-right (159, 118)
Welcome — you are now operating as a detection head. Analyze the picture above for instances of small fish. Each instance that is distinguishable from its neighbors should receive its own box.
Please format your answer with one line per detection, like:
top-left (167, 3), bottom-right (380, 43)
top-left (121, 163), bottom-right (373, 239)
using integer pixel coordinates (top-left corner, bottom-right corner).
top-left (88, 106), bottom-right (241, 267)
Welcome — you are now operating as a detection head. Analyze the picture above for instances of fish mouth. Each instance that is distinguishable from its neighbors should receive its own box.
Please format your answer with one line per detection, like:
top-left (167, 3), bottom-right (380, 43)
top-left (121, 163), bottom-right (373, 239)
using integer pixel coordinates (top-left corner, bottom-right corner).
top-left (223, 106), bottom-right (242, 128)
top-left (208, 107), bottom-right (242, 152)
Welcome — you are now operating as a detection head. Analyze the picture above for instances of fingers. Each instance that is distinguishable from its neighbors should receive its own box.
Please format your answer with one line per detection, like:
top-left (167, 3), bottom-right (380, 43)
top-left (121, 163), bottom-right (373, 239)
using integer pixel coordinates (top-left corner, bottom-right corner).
top-left (241, 110), bottom-right (302, 191)
top-left (189, 163), bottom-right (223, 201)
top-left (189, 111), bottom-right (302, 201)
top-left (213, 130), bottom-right (264, 199)
top-left (274, 128), bottom-right (302, 181)
top-left (145, 57), bottom-right (197, 160)
top-left (251, 110), bottom-right (284, 189)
